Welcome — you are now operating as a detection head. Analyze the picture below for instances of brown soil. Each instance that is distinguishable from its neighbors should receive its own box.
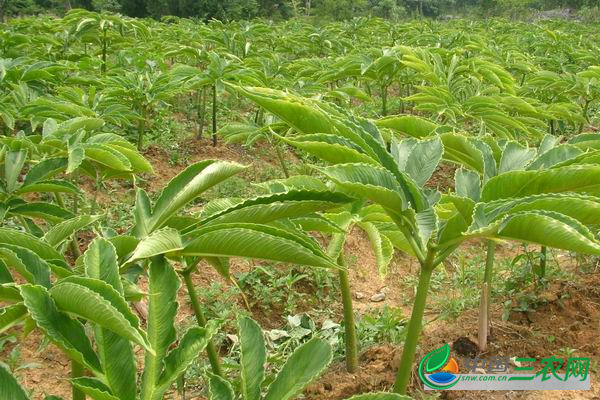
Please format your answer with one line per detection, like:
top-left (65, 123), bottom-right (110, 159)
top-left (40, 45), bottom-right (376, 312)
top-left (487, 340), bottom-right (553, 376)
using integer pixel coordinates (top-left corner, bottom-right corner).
top-left (307, 272), bottom-right (600, 400)
top-left (8, 332), bottom-right (72, 400)
top-left (427, 162), bottom-right (457, 191)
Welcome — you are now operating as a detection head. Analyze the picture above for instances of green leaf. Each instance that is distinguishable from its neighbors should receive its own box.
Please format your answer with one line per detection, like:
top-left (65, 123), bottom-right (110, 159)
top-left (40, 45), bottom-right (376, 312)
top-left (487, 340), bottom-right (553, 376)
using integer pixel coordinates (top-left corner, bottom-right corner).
top-left (9, 202), bottom-right (74, 223)
top-left (390, 137), bottom-right (417, 171)
top-left (108, 235), bottom-right (139, 260)
top-left (440, 133), bottom-right (485, 174)
top-left (0, 363), bottom-right (30, 400)
top-left (50, 277), bottom-right (149, 351)
top-left (17, 180), bottom-right (80, 195)
top-left (469, 211), bottom-right (600, 255)
top-left (5, 150), bottom-right (27, 193)
top-left (71, 377), bottom-right (120, 400)
top-left (140, 256), bottom-right (180, 400)
top-left (56, 117), bottom-right (104, 134)
top-left (376, 114), bottom-right (438, 138)
top-left (239, 317), bottom-right (266, 400)
top-left (498, 141), bottom-right (536, 174)
top-left (0, 303), bottom-right (28, 334)
top-left (0, 228), bottom-right (62, 260)
top-left (229, 85), bottom-right (334, 135)
top-left (84, 144), bottom-right (132, 172)
top-left (126, 228), bottom-right (183, 264)
top-left (413, 207), bottom-right (438, 248)
top-left (23, 158), bottom-right (68, 186)
top-left (315, 163), bottom-right (407, 211)
top-left (483, 194), bottom-right (600, 226)
top-left (0, 284), bottom-right (23, 302)
top-left (155, 325), bottom-right (217, 398)
top-left (527, 145), bottom-right (582, 170)
top-left (404, 136), bottom-right (443, 186)
top-left (133, 188), bottom-right (153, 238)
top-left (291, 215), bottom-right (344, 233)
top-left (207, 373), bottom-right (234, 400)
top-left (0, 259), bottom-right (12, 283)
top-left (83, 239), bottom-right (136, 399)
top-left (106, 143), bottom-right (153, 174)
top-left (84, 238), bottom-right (121, 291)
top-left (280, 134), bottom-right (378, 165)
top-left (19, 284), bottom-right (102, 374)
top-left (149, 160), bottom-right (246, 232)
top-left (257, 175), bottom-right (329, 192)
top-left (67, 146), bottom-right (85, 174)
top-left (455, 168), bottom-right (481, 202)
top-left (204, 256), bottom-right (231, 280)
top-left (44, 215), bottom-right (101, 248)
top-left (359, 222), bottom-right (394, 277)
top-left (568, 133), bottom-right (600, 150)
top-left (201, 190), bottom-right (353, 227)
top-left (0, 245), bottom-right (51, 288)
top-left (181, 223), bottom-right (339, 269)
top-left (264, 338), bottom-right (332, 400)
top-left (481, 165), bottom-right (600, 201)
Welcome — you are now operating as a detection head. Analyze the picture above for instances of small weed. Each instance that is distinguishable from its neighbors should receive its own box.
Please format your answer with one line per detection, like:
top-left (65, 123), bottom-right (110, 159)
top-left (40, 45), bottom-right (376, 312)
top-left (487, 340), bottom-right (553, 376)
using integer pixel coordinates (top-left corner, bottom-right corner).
top-left (357, 305), bottom-right (407, 346)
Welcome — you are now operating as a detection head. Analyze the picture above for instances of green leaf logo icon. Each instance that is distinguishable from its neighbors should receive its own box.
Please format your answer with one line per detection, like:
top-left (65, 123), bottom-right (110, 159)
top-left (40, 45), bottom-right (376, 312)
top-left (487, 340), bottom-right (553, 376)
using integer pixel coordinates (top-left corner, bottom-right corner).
top-left (425, 343), bottom-right (450, 373)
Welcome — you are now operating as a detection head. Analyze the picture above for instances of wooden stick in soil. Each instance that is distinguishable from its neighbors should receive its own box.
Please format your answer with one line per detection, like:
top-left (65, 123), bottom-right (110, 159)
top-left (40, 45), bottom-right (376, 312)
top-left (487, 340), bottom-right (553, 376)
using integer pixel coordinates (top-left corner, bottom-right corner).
top-left (478, 283), bottom-right (489, 351)
top-left (478, 240), bottom-right (495, 351)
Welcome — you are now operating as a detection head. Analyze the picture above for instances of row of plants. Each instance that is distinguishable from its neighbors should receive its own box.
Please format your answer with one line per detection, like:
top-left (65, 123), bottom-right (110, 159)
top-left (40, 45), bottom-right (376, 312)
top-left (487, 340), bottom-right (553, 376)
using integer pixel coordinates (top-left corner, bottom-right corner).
top-left (2, 11), bottom-right (600, 147)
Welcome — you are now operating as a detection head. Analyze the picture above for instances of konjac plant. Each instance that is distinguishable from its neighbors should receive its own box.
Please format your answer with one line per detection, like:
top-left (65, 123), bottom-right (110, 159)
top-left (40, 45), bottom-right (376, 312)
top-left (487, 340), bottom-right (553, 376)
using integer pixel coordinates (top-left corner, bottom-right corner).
top-left (231, 85), bottom-right (600, 394)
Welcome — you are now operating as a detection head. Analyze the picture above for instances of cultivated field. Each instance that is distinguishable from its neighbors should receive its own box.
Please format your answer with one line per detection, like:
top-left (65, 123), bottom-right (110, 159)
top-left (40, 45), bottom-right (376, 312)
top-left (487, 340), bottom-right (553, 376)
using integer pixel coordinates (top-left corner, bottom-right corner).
top-left (1, 10), bottom-right (599, 400)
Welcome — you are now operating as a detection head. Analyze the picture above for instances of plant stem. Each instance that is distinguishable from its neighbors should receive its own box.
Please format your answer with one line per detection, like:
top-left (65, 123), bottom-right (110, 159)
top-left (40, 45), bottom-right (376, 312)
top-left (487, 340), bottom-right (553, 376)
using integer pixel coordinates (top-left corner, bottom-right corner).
top-left (483, 240), bottom-right (495, 285)
top-left (338, 253), bottom-right (358, 373)
top-left (212, 84), bottom-right (217, 147)
top-left (72, 176), bottom-right (79, 214)
top-left (91, 168), bottom-right (101, 215)
top-left (54, 193), bottom-right (81, 258)
top-left (17, 216), bottom-right (32, 234)
top-left (182, 271), bottom-right (223, 377)
top-left (137, 107), bottom-right (146, 151)
top-left (197, 88), bottom-right (207, 139)
top-left (71, 360), bottom-right (85, 400)
top-left (539, 245), bottom-right (547, 279)
top-left (229, 276), bottom-right (252, 311)
top-left (177, 374), bottom-right (186, 400)
top-left (101, 28), bottom-right (107, 74)
top-left (579, 99), bottom-right (590, 134)
top-left (381, 84), bottom-right (388, 116)
top-left (393, 249), bottom-right (436, 394)
top-left (275, 143), bottom-right (290, 178)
